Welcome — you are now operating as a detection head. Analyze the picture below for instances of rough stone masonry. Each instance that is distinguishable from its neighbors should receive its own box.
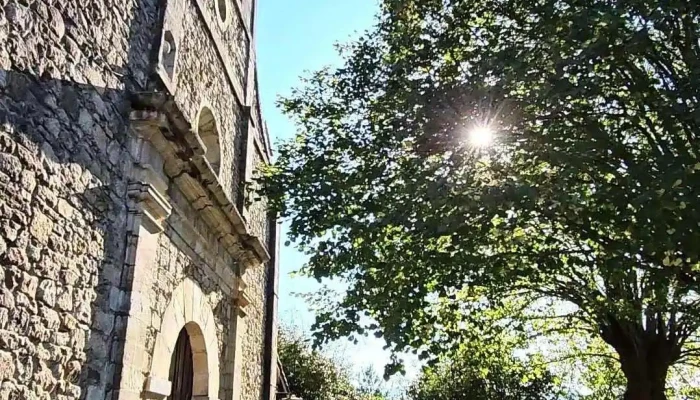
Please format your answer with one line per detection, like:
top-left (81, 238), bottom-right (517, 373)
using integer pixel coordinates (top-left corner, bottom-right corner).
top-left (0, 0), bottom-right (280, 399)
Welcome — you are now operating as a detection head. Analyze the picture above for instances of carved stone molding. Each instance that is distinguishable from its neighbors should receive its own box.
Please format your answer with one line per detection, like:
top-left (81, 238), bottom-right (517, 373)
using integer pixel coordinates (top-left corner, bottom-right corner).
top-left (233, 278), bottom-right (252, 313)
top-left (129, 92), bottom-right (270, 270)
top-left (127, 181), bottom-right (173, 233)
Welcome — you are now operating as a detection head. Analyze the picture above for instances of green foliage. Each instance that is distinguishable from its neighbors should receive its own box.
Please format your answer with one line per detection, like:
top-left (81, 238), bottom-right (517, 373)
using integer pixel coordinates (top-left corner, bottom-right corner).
top-left (264, 0), bottom-right (700, 397)
top-left (407, 334), bottom-right (562, 400)
top-left (357, 366), bottom-right (390, 399)
top-left (278, 329), bottom-right (358, 400)
top-left (278, 329), bottom-right (389, 400)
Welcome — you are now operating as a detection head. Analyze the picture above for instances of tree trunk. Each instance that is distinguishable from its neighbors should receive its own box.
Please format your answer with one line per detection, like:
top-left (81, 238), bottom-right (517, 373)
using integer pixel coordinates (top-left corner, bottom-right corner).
top-left (620, 358), bottom-right (669, 400)
top-left (600, 315), bottom-right (678, 400)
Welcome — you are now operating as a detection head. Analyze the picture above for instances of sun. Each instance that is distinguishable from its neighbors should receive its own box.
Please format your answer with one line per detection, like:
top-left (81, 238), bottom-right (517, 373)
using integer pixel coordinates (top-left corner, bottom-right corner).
top-left (468, 125), bottom-right (494, 147)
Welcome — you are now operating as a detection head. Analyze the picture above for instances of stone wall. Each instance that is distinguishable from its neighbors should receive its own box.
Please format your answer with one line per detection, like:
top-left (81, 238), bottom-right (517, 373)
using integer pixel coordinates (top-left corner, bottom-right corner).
top-left (165, 0), bottom-right (248, 209)
top-left (0, 0), bottom-right (162, 397)
top-left (0, 0), bottom-right (276, 399)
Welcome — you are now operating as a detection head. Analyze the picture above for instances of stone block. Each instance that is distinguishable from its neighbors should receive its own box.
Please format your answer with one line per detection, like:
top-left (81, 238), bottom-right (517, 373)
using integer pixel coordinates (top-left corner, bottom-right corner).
top-left (28, 316), bottom-right (50, 341)
top-left (33, 364), bottom-right (57, 391)
top-left (20, 169), bottom-right (37, 193)
top-left (73, 298), bottom-right (92, 324)
top-left (19, 272), bottom-right (39, 299)
top-left (4, 247), bottom-right (28, 269)
top-left (56, 286), bottom-right (73, 312)
top-left (29, 211), bottom-right (54, 245)
top-left (39, 306), bottom-right (60, 330)
top-left (0, 153), bottom-right (21, 181)
top-left (144, 375), bottom-right (171, 397)
top-left (0, 351), bottom-right (14, 380)
top-left (93, 310), bottom-right (114, 335)
top-left (9, 305), bottom-right (30, 333)
top-left (35, 344), bottom-right (51, 361)
top-left (0, 289), bottom-right (15, 309)
top-left (37, 279), bottom-right (56, 306)
top-left (57, 199), bottom-right (75, 220)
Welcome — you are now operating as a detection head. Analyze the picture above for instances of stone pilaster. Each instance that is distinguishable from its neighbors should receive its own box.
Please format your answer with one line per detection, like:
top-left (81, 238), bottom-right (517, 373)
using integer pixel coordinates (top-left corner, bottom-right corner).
top-left (231, 278), bottom-right (251, 400)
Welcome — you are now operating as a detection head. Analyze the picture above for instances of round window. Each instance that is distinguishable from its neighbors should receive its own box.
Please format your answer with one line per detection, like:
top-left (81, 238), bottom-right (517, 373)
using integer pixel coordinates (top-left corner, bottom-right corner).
top-left (216, 0), bottom-right (228, 28)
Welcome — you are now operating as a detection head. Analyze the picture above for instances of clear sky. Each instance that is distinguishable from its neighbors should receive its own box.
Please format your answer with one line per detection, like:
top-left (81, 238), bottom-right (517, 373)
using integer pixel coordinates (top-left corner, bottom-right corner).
top-left (256, 0), bottom-right (418, 388)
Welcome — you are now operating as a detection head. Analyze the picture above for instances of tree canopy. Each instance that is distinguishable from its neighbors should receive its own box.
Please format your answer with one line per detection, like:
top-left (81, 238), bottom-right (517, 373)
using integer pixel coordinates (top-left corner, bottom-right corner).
top-left (264, 1), bottom-right (700, 399)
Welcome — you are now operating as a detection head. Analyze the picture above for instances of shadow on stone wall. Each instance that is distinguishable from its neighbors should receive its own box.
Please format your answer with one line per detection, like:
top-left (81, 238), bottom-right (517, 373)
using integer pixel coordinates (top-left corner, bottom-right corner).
top-left (0, 0), bottom-right (163, 398)
top-left (0, 68), bottom-right (129, 400)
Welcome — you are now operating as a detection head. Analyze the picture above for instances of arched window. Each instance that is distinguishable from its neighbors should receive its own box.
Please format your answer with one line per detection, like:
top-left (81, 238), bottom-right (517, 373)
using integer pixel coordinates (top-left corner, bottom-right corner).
top-left (168, 328), bottom-right (193, 400)
top-left (197, 106), bottom-right (221, 176)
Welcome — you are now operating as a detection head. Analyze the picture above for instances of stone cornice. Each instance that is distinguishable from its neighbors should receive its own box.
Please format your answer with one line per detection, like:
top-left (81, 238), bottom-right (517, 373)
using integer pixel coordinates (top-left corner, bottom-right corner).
top-left (130, 92), bottom-right (271, 268)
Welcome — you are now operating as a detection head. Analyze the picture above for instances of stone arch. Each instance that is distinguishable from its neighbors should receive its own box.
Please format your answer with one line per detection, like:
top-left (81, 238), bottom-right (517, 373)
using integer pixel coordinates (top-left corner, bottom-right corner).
top-left (149, 277), bottom-right (220, 398)
top-left (196, 104), bottom-right (222, 176)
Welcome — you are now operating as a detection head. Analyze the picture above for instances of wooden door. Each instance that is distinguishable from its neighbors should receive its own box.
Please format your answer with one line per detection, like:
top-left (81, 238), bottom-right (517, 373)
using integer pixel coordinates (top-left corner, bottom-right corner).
top-left (168, 328), bottom-right (194, 400)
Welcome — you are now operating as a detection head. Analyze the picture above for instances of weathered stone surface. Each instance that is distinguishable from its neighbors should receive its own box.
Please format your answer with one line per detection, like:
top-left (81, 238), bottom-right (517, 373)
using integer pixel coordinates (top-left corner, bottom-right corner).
top-left (36, 279), bottom-right (56, 307)
top-left (19, 272), bottom-right (39, 299)
top-left (0, 351), bottom-right (14, 380)
top-left (0, 289), bottom-right (15, 310)
top-left (0, 0), bottom-right (275, 399)
top-left (29, 212), bottom-right (53, 245)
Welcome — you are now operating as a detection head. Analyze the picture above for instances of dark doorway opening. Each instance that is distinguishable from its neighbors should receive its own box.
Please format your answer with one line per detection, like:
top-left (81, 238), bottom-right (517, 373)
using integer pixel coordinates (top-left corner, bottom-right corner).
top-left (168, 327), bottom-right (194, 400)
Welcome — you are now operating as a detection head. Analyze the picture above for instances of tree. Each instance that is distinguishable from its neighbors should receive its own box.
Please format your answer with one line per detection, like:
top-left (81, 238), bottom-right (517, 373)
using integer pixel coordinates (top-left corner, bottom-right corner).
top-left (264, 1), bottom-right (700, 399)
top-left (407, 333), bottom-right (562, 400)
top-left (278, 328), bottom-right (389, 400)
top-left (357, 366), bottom-right (389, 399)
top-left (278, 329), bottom-right (358, 400)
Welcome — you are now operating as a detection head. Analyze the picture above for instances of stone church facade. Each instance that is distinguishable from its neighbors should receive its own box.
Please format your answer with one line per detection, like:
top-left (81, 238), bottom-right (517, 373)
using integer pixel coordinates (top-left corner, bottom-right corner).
top-left (0, 0), bottom-right (280, 399)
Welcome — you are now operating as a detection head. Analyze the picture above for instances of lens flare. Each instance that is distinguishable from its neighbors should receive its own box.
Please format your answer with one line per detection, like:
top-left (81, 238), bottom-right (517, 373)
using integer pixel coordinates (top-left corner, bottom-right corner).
top-left (468, 125), bottom-right (494, 147)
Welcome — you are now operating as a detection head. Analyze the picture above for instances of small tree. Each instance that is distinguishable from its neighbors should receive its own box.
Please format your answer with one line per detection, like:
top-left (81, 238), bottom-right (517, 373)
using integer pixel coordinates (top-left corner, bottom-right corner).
top-left (357, 366), bottom-right (388, 399)
top-left (264, 0), bottom-right (700, 399)
top-left (407, 334), bottom-right (562, 400)
top-left (278, 329), bottom-right (358, 400)
top-left (278, 328), bottom-right (390, 400)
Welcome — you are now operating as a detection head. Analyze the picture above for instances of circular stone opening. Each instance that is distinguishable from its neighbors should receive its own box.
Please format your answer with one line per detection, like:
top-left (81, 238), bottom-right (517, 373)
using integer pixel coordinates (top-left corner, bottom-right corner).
top-left (216, 0), bottom-right (228, 27)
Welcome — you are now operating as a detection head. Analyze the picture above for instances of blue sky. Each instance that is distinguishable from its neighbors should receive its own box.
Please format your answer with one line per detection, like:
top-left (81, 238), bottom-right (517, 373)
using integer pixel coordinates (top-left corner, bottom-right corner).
top-left (256, 0), bottom-right (418, 387)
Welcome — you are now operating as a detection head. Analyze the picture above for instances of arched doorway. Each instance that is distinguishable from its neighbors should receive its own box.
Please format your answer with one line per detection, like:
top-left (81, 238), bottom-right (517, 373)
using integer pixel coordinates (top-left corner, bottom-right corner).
top-left (144, 278), bottom-right (220, 399)
top-left (168, 328), bottom-right (194, 400)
